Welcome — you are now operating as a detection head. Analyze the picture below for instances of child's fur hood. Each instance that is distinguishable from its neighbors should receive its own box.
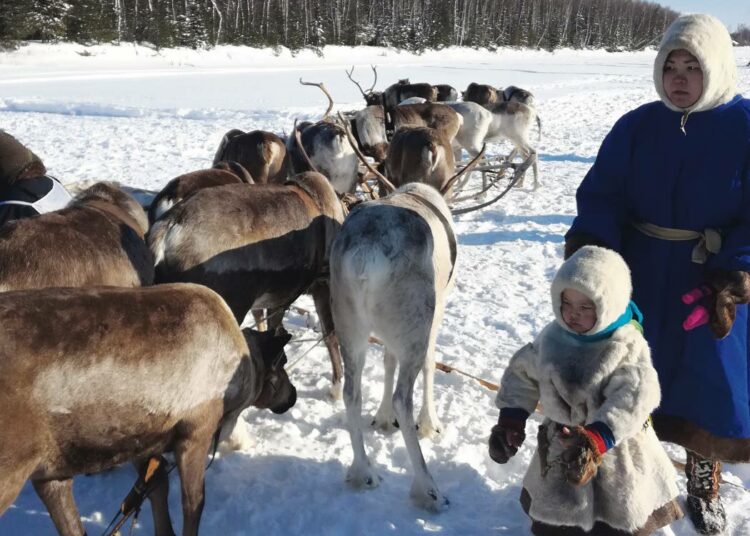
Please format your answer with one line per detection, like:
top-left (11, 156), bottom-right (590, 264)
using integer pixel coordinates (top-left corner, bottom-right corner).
top-left (653, 13), bottom-right (737, 113)
top-left (551, 246), bottom-right (631, 335)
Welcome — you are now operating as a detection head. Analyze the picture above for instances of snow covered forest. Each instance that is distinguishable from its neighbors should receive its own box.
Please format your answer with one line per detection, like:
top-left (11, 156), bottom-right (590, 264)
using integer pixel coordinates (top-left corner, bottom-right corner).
top-left (1, 0), bottom-right (685, 51)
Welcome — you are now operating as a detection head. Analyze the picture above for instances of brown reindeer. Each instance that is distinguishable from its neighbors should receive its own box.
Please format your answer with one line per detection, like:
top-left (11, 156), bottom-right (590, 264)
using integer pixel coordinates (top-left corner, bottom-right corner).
top-left (347, 102), bottom-right (462, 167)
top-left (148, 164), bottom-right (253, 224)
top-left (391, 103), bottom-right (462, 143)
top-left (148, 171), bottom-right (347, 398)
top-left (384, 79), bottom-right (437, 109)
top-left (434, 84), bottom-right (459, 102)
top-left (213, 129), bottom-right (288, 184)
top-left (385, 127), bottom-right (456, 195)
top-left (340, 112), bottom-right (484, 201)
top-left (462, 82), bottom-right (500, 106)
top-left (0, 181), bottom-right (153, 291)
top-left (0, 283), bottom-right (296, 536)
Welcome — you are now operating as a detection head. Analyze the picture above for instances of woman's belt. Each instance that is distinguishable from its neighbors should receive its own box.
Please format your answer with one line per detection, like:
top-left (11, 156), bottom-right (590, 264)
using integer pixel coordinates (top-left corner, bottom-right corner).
top-left (631, 220), bottom-right (721, 264)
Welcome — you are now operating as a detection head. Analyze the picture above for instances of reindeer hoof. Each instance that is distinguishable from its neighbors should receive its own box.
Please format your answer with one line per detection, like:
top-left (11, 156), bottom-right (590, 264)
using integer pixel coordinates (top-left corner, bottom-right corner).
top-left (328, 381), bottom-right (343, 401)
top-left (346, 464), bottom-right (381, 490)
top-left (411, 485), bottom-right (449, 512)
top-left (371, 417), bottom-right (399, 433)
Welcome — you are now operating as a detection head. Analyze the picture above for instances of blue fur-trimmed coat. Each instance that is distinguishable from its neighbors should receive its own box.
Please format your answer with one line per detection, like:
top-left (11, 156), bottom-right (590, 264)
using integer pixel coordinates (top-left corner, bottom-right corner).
top-left (568, 95), bottom-right (750, 443)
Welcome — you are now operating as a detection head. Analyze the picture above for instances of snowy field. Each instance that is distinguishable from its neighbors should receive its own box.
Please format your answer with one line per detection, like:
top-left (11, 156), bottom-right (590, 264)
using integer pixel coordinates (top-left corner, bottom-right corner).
top-left (1, 43), bottom-right (750, 535)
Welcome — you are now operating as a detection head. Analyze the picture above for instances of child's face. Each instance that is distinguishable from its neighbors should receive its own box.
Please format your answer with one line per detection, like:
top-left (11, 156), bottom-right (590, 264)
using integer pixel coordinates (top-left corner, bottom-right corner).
top-left (560, 288), bottom-right (597, 334)
top-left (663, 49), bottom-right (703, 109)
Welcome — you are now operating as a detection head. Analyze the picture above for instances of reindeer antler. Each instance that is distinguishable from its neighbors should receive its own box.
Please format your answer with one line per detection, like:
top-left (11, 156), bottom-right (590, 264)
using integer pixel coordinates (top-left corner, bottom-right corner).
top-left (369, 65), bottom-right (378, 92)
top-left (345, 66), bottom-right (369, 99)
top-left (337, 112), bottom-right (395, 194)
top-left (300, 78), bottom-right (334, 120)
top-left (292, 119), bottom-right (320, 175)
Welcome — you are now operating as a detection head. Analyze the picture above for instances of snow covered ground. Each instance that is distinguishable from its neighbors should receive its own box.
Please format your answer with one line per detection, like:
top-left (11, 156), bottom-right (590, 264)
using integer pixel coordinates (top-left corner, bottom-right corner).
top-left (1, 42), bottom-right (750, 535)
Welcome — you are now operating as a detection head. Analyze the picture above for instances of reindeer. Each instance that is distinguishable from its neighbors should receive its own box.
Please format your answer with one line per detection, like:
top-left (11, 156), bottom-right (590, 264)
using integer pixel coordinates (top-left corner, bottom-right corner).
top-left (286, 80), bottom-right (359, 195)
top-left (434, 84), bottom-right (459, 102)
top-left (348, 105), bottom-right (389, 162)
top-left (0, 181), bottom-right (153, 291)
top-left (346, 67), bottom-right (437, 111)
top-left (462, 82), bottom-right (500, 106)
top-left (148, 163), bottom-right (253, 224)
top-left (391, 103), bottom-right (462, 143)
top-left (148, 171), bottom-right (347, 398)
top-left (384, 79), bottom-right (437, 109)
top-left (446, 100), bottom-right (540, 188)
top-left (384, 127), bottom-right (455, 195)
top-left (213, 129), bottom-right (288, 184)
top-left (0, 283), bottom-right (296, 536)
top-left (339, 111), bottom-right (483, 199)
top-left (502, 85), bottom-right (536, 106)
top-left (330, 182), bottom-right (457, 512)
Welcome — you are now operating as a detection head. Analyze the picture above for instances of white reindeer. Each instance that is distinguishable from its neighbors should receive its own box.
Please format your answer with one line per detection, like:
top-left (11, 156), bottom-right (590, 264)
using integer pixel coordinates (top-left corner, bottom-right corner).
top-left (446, 100), bottom-right (540, 188)
top-left (330, 182), bottom-right (456, 512)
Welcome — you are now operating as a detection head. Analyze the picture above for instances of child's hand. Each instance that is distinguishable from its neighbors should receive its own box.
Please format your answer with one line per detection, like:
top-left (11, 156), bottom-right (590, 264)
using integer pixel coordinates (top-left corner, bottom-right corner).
top-left (489, 418), bottom-right (526, 464)
top-left (557, 426), bottom-right (603, 486)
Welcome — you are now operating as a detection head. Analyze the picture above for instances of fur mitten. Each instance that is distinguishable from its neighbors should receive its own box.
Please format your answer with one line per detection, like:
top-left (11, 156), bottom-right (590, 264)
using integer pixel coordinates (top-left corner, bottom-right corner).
top-left (563, 232), bottom-right (610, 260)
top-left (559, 425), bottom-right (603, 486)
top-left (705, 269), bottom-right (750, 338)
top-left (489, 417), bottom-right (526, 464)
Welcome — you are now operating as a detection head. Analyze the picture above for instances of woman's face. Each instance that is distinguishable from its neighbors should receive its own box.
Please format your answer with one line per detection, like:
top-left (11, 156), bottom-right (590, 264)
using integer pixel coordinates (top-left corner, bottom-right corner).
top-left (560, 288), bottom-right (597, 334)
top-left (662, 49), bottom-right (704, 109)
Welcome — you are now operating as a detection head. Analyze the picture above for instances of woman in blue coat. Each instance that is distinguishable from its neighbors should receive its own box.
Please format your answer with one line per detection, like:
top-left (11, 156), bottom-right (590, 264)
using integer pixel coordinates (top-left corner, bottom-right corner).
top-left (566, 14), bottom-right (750, 535)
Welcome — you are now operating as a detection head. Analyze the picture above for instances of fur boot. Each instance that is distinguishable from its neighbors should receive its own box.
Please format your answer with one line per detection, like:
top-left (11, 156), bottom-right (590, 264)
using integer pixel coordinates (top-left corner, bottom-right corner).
top-left (685, 450), bottom-right (726, 535)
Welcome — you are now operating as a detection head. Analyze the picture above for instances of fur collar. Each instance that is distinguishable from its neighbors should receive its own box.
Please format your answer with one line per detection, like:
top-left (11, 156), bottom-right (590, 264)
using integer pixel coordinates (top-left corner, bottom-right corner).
top-left (653, 13), bottom-right (737, 113)
top-left (551, 246), bottom-right (632, 336)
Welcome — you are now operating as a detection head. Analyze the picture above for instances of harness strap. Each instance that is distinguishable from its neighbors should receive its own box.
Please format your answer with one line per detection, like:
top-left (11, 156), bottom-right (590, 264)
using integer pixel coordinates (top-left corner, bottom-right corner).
top-left (0, 177), bottom-right (72, 213)
top-left (632, 220), bottom-right (721, 264)
top-left (401, 191), bottom-right (457, 285)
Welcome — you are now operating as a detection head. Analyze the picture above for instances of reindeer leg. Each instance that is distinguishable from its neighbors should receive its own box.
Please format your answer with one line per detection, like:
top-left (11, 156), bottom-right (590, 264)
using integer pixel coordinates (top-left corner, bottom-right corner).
top-left (530, 149), bottom-right (540, 190)
top-left (266, 306), bottom-right (286, 332)
top-left (392, 340), bottom-right (448, 512)
top-left (134, 458), bottom-right (175, 536)
top-left (251, 310), bottom-right (267, 331)
top-left (372, 349), bottom-right (398, 432)
top-left (0, 455), bottom-right (37, 516)
top-left (311, 281), bottom-right (344, 400)
top-left (341, 335), bottom-right (380, 489)
top-left (32, 479), bottom-right (85, 536)
top-left (175, 433), bottom-right (213, 536)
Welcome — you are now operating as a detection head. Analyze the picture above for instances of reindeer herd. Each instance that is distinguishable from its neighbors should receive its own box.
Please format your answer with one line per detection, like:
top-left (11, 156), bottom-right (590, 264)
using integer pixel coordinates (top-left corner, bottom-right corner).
top-left (0, 68), bottom-right (542, 535)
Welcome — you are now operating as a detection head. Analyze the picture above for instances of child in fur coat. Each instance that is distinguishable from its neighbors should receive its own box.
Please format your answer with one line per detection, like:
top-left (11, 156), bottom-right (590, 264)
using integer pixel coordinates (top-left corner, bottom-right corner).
top-left (490, 246), bottom-right (683, 535)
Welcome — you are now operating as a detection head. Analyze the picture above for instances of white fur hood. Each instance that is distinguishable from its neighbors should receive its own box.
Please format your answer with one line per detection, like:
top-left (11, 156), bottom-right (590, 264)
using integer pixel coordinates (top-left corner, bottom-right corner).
top-left (551, 246), bottom-right (631, 335)
top-left (653, 13), bottom-right (738, 113)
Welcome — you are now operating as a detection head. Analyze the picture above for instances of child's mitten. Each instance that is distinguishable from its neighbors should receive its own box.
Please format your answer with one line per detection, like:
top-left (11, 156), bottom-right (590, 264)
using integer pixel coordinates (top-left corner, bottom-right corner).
top-left (489, 417), bottom-right (526, 464)
top-left (558, 425), bottom-right (603, 486)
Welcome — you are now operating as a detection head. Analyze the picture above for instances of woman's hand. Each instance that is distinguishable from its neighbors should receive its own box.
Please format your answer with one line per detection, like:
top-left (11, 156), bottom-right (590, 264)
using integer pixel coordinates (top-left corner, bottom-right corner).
top-left (682, 271), bottom-right (750, 338)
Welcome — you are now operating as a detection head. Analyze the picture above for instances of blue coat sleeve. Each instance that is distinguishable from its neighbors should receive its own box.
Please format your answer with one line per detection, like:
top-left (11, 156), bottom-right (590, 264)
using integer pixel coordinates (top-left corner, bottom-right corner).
top-left (567, 113), bottom-right (634, 251)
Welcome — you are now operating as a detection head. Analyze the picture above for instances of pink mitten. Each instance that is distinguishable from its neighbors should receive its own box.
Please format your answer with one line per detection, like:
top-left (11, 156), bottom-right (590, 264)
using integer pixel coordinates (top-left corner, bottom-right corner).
top-left (683, 305), bottom-right (710, 330)
top-left (682, 285), bottom-right (713, 305)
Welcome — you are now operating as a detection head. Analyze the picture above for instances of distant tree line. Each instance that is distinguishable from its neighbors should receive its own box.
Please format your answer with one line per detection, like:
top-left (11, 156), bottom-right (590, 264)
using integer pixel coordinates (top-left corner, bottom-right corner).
top-left (0, 0), bottom-right (681, 52)
top-left (733, 25), bottom-right (750, 46)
